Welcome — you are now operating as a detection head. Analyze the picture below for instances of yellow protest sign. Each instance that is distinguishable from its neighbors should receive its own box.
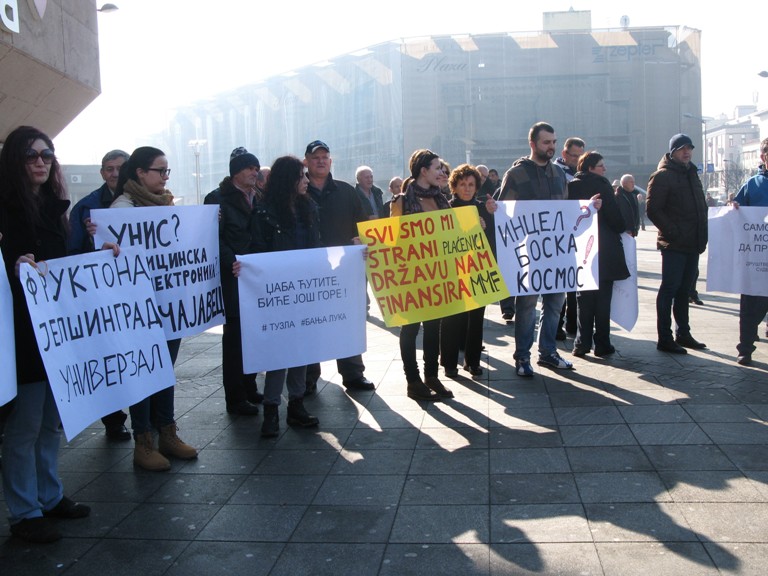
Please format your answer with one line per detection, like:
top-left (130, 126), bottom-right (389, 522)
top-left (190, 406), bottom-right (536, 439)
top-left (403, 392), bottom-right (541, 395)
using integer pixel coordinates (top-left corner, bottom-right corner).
top-left (358, 205), bottom-right (510, 327)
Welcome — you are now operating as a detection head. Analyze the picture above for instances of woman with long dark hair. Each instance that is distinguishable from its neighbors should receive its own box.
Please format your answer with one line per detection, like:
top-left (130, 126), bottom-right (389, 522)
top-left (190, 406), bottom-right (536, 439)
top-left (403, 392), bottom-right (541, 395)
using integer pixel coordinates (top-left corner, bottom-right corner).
top-left (390, 149), bottom-right (453, 401)
top-left (238, 155), bottom-right (320, 437)
top-left (568, 151), bottom-right (629, 357)
top-left (0, 126), bottom-right (91, 542)
top-left (112, 147), bottom-right (198, 470)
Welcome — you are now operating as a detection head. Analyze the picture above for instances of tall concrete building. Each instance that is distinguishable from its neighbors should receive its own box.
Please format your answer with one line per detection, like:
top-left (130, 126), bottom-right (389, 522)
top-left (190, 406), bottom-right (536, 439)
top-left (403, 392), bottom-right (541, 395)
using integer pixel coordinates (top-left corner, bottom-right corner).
top-left (163, 12), bottom-right (702, 204)
top-left (0, 0), bottom-right (101, 141)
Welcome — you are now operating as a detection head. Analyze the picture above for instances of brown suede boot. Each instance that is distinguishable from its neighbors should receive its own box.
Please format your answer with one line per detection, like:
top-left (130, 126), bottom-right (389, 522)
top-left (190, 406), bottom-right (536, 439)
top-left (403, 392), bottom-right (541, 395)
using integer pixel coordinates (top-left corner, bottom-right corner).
top-left (158, 424), bottom-right (198, 460)
top-left (133, 431), bottom-right (171, 471)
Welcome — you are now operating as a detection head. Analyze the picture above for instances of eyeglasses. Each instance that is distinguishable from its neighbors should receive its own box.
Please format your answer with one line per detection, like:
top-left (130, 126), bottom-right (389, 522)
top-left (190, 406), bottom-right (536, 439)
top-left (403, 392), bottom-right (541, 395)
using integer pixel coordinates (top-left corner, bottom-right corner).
top-left (25, 149), bottom-right (56, 165)
top-left (146, 167), bottom-right (171, 177)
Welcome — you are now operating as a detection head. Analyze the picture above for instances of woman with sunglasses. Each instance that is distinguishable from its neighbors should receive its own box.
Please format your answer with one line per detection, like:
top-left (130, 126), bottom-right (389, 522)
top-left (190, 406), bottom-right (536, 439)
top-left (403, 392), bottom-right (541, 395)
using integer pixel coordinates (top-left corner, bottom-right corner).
top-left (111, 147), bottom-right (198, 471)
top-left (0, 126), bottom-right (91, 542)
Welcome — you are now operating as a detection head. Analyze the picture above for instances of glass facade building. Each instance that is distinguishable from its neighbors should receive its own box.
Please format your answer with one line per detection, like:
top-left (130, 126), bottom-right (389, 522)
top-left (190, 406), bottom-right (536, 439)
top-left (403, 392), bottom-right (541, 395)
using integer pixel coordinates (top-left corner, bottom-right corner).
top-left (163, 24), bottom-right (702, 204)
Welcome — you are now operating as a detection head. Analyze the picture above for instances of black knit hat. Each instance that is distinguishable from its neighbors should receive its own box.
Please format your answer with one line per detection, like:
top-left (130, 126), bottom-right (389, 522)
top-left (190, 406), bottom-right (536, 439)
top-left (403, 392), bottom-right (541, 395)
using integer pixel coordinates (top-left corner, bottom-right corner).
top-left (229, 147), bottom-right (260, 177)
top-left (669, 134), bottom-right (694, 153)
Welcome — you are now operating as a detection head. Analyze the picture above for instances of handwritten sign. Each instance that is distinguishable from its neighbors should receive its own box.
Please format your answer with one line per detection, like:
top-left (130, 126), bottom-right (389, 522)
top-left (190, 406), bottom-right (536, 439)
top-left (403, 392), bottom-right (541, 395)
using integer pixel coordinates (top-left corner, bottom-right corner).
top-left (611, 233), bottom-right (638, 331)
top-left (358, 206), bottom-right (509, 327)
top-left (19, 248), bottom-right (175, 440)
top-left (92, 205), bottom-right (224, 339)
top-left (495, 200), bottom-right (599, 296)
top-left (237, 246), bottom-right (367, 373)
top-left (0, 246), bottom-right (16, 406)
top-left (708, 206), bottom-right (768, 296)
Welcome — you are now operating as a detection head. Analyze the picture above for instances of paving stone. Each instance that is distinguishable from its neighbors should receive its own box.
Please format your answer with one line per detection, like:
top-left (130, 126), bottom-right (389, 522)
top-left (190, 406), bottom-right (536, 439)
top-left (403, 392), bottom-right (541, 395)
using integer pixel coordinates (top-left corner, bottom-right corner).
top-left (381, 543), bottom-right (489, 575)
top-left (489, 447), bottom-right (570, 474)
top-left (490, 504), bottom-right (590, 543)
top-left (390, 505), bottom-right (489, 543)
top-left (401, 475), bottom-right (488, 505)
top-left (574, 471), bottom-right (671, 503)
top-left (272, 543), bottom-right (385, 576)
top-left (642, 445), bottom-right (737, 471)
top-left (566, 446), bottom-right (654, 472)
top-left (489, 543), bottom-right (603, 575)
top-left (165, 542), bottom-right (282, 576)
top-left (490, 474), bottom-right (580, 504)
top-left (291, 505), bottom-right (397, 543)
top-left (595, 542), bottom-right (719, 575)
top-left (585, 502), bottom-right (699, 542)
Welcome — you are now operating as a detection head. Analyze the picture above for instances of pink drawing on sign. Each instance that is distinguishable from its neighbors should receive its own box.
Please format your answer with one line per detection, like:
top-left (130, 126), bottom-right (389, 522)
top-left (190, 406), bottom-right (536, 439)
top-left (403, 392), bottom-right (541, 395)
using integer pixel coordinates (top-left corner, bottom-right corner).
top-left (583, 235), bottom-right (595, 264)
top-left (573, 205), bottom-right (591, 230)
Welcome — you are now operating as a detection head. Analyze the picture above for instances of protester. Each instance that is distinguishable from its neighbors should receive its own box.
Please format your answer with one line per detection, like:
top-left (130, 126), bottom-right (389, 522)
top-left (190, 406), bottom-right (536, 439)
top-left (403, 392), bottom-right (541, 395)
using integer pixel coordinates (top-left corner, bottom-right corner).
top-left (249, 155), bottom-right (321, 436)
top-left (440, 164), bottom-right (497, 377)
top-left (391, 149), bottom-right (453, 400)
top-left (0, 126), bottom-right (93, 542)
top-left (111, 147), bottom-right (198, 471)
top-left (616, 174), bottom-right (641, 237)
top-left (646, 134), bottom-right (708, 354)
top-left (496, 122), bottom-right (582, 376)
top-left (554, 137), bottom-right (586, 338)
top-left (67, 149), bottom-right (132, 441)
top-left (568, 152), bottom-right (628, 357)
top-left (217, 147), bottom-right (264, 416)
top-left (732, 137), bottom-right (768, 365)
top-left (355, 165), bottom-right (387, 219)
top-left (304, 140), bottom-right (374, 394)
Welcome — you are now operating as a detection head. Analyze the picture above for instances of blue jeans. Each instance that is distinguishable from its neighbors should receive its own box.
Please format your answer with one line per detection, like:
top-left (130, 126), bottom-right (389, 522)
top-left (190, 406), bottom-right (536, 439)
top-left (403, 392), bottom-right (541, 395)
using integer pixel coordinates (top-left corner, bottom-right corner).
top-left (129, 339), bottom-right (180, 437)
top-left (263, 366), bottom-right (307, 405)
top-left (1, 381), bottom-right (64, 524)
top-left (656, 250), bottom-right (699, 342)
top-left (514, 292), bottom-right (565, 361)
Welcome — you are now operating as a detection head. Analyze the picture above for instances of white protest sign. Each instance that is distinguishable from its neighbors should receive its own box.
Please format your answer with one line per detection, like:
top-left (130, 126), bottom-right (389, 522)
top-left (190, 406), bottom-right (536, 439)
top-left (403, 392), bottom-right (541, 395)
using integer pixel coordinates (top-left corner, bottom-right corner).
top-left (0, 246), bottom-right (16, 405)
top-left (494, 200), bottom-right (599, 296)
top-left (611, 233), bottom-right (638, 331)
top-left (19, 248), bottom-right (175, 440)
top-left (708, 205), bottom-right (768, 296)
top-left (237, 246), bottom-right (367, 373)
top-left (92, 205), bottom-right (224, 339)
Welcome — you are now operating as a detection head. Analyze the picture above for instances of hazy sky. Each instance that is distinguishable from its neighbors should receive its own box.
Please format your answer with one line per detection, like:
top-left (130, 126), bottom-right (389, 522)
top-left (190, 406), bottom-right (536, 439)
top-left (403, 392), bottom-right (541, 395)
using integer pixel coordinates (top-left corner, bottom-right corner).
top-left (55, 0), bottom-right (764, 164)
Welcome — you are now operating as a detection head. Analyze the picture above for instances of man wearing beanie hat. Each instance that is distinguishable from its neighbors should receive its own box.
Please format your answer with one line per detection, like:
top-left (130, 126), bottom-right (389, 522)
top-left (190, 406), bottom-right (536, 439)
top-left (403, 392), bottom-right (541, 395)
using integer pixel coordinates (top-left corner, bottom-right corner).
top-left (217, 146), bottom-right (265, 415)
top-left (646, 134), bottom-right (708, 354)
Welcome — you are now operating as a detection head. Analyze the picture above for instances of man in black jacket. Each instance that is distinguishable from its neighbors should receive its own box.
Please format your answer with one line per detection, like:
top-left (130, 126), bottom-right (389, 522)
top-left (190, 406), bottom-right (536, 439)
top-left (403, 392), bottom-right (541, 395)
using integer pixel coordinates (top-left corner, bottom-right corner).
top-left (218, 148), bottom-right (265, 414)
top-left (68, 149), bottom-right (131, 441)
top-left (646, 134), bottom-right (708, 354)
top-left (304, 140), bottom-right (374, 393)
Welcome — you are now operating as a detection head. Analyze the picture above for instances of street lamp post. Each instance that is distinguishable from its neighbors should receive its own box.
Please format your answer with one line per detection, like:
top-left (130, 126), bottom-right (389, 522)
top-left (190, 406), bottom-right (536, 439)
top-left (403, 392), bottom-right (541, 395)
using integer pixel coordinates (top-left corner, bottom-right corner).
top-left (684, 113), bottom-right (709, 190)
top-left (188, 139), bottom-right (207, 205)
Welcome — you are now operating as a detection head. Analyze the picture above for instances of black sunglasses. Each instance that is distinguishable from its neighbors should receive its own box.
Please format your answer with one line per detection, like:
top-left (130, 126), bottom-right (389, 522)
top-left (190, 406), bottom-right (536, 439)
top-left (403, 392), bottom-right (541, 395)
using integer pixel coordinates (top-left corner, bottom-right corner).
top-left (25, 148), bottom-right (56, 165)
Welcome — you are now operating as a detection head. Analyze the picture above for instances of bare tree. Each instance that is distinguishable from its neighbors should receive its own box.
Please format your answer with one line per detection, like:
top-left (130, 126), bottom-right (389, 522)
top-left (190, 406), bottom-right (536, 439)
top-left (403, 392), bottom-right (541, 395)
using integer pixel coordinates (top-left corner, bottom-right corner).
top-left (722, 161), bottom-right (752, 200)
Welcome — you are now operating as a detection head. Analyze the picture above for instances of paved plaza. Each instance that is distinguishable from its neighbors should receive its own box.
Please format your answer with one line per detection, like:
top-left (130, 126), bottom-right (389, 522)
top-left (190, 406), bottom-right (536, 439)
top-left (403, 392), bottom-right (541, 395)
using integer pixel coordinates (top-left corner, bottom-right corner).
top-left (2, 227), bottom-right (768, 575)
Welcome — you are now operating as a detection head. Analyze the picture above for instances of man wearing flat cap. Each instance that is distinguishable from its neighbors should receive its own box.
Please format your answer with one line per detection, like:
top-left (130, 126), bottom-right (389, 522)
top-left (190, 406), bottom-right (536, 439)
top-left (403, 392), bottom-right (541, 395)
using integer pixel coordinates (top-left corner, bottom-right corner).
top-left (303, 140), bottom-right (375, 394)
top-left (218, 147), bottom-right (265, 415)
top-left (646, 134), bottom-right (708, 354)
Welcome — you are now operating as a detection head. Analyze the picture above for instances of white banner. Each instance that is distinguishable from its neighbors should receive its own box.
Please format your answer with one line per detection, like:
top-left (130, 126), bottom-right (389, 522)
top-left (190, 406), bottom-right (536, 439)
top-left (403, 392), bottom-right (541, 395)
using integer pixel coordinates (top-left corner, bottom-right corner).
top-left (0, 246), bottom-right (16, 406)
top-left (237, 246), bottom-right (367, 373)
top-left (19, 248), bottom-right (175, 440)
top-left (92, 205), bottom-right (224, 339)
top-left (495, 200), bottom-right (599, 296)
top-left (707, 206), bottom-right (768, 297)
top-left (611, 233), bottom-right (638, 331)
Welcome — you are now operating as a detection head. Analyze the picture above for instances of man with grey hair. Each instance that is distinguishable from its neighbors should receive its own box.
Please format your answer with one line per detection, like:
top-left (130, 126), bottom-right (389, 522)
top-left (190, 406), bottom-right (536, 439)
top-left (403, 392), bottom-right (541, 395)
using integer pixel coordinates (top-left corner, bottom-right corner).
top-left (354, 165), bottom-right (386, 219)
top-left (616, 173), bottom-right (640, 237)
top-left (67, 149), bottom-right (131, 440)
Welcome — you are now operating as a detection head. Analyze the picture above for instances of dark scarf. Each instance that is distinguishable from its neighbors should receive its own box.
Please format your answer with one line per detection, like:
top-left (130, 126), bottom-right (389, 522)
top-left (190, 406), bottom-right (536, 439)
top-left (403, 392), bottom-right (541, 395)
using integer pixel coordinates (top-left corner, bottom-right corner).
top-left (400, 181), bottom-right (450, 215)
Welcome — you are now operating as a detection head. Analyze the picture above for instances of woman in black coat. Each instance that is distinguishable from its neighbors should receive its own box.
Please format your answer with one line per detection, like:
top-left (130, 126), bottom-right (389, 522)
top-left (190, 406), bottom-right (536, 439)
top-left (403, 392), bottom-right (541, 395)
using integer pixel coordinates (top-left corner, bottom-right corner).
top-left (0, 126), bottom-right (90, 543)
top-left (440, 164), bottom-right (496, 377)
top-left (567, 152), bottom-right (629, 357)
